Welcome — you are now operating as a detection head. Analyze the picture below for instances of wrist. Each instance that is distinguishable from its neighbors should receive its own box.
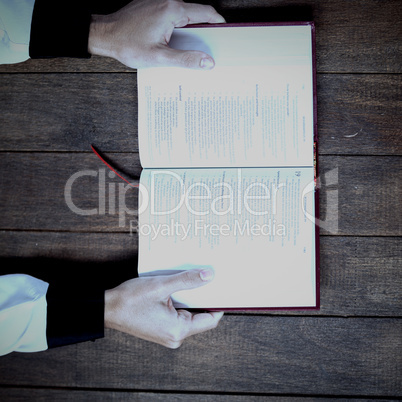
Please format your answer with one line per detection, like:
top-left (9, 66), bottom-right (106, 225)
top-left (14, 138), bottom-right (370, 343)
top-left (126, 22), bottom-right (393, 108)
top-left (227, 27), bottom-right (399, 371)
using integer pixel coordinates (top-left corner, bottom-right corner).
top-left (104, 288), bottom-right (117, 330)
top-left (88, 14), bottom-right (113, 58)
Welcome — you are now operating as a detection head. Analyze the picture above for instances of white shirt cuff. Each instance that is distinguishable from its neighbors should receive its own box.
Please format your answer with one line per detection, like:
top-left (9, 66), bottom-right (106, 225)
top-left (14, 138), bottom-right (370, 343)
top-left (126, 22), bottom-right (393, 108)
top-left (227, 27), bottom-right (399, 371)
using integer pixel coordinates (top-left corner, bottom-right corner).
top-left (0, 274), bottom-right (48, 356)
top-left (0, 0), bottom-right (36, 64)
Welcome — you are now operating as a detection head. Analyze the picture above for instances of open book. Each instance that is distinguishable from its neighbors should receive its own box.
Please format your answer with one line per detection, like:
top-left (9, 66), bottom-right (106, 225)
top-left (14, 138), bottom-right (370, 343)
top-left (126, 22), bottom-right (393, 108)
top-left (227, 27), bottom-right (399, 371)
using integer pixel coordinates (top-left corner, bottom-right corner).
top-left (137, 23), bottom-right (319, 310)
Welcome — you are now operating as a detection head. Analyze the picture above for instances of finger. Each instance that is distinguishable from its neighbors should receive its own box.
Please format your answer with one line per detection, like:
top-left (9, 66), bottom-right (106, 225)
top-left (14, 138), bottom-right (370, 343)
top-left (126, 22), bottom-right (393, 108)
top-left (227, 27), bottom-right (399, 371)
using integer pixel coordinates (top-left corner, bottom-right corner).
top-left (174, 3), bottom-right (226, 27)
top-left (162, 267), bottom-right (215, 295)
top-left (179, 310), bottom-right (224, 337)
top-left (156, 46), bottom-right (215, 70)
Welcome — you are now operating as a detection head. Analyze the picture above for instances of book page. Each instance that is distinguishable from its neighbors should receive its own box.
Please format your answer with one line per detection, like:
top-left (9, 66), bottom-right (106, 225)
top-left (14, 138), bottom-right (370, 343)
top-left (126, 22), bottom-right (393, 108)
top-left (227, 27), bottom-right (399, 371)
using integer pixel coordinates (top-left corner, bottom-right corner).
top-left (138, 25), bottom-right (314, 169)
top-left (137, 167), bottom-right (316, 309)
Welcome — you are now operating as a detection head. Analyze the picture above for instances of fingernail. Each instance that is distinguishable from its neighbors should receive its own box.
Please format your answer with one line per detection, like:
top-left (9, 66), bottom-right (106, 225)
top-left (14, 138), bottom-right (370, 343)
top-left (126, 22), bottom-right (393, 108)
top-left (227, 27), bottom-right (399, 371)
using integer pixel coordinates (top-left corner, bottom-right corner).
top-left (200, 57), bottom-right (214, 70)
top-left (216, 16), bottom-right (226, 23)
top-left (200, 268), bottom-right (214, 281)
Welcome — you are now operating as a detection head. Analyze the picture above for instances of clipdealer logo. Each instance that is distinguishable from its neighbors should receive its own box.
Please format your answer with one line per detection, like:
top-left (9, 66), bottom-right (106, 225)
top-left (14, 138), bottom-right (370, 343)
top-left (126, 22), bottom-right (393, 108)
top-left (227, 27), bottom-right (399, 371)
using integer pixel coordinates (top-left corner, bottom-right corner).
top-left (64, 167), bottom-right (339, 235)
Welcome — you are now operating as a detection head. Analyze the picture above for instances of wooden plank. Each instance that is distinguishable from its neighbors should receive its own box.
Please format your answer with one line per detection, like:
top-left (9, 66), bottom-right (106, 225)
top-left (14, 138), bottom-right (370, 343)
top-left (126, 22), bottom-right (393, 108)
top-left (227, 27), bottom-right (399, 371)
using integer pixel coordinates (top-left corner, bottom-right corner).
top-left (0, 152), bottom-right (141, 232)
top-left (0, 0), bottom-right (400, 74)
top-left (0, 55), bottom-right (130, 74)
top-left (317, 74), bottom-right (402, 155)
top-left (0, 232), bottom-right (400, 317)
top-left (1, 73), bottom-right (400, 155)
top-left (0, 153), bottom-right (400, 235)
top-left (0, 388), bottom-right (394, 401)
top-left (318, 155), bottom-right (401, 236)
top-left (0, 74), bottom-right (138, 153)
top-left (0, 317), bottom-right (400, 397)
top-left (0, 232), bottom-right (137, 262)
top-left (318, 236), bottom-right (402, 317)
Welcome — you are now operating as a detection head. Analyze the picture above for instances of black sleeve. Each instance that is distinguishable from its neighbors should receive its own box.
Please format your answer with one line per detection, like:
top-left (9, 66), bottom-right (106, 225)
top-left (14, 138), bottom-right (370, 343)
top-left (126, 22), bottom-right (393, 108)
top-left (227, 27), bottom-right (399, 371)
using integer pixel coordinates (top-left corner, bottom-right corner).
top-left (29, 0), bottom-right (132, 59)
top-left (45, 277), bottom-right (105, 348)
top-left (0, 257), bottom-right (138, 348)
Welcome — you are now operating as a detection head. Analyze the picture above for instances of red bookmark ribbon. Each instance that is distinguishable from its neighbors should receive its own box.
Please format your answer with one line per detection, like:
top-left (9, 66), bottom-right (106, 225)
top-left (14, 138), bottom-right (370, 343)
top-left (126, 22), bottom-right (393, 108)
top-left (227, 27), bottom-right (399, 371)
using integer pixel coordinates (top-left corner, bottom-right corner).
top-left (91, 145), bottom-right (138, 188)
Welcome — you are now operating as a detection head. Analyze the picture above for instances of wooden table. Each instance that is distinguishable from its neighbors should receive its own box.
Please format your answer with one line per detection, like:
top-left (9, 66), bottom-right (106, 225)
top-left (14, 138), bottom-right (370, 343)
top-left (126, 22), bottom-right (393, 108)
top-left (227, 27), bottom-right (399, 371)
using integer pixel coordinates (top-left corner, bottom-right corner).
top-left (0, 0), bottom-right (401, 399)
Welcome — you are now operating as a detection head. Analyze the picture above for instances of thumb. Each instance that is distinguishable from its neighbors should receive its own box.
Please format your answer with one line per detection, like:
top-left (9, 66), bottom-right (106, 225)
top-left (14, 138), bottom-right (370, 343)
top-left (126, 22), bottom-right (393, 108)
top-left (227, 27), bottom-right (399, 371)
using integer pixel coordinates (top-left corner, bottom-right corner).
top-left (163, 267), bottom-right (215, 295)
top-left (157, 46), bottom-right (215, 70)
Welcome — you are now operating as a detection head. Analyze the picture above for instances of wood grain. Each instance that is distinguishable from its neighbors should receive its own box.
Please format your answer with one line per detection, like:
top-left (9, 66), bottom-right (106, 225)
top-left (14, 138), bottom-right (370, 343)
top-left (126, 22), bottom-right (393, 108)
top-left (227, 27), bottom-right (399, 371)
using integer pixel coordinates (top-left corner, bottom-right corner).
top-left (0, 0), bottom-right (400, 74)
top-left (0, 317), bottom-right (400, 397)
top-left (0, 232), bottom-right (400, 317)
top-left (0, 152), bottom-right (141, 232)
top-left (0, 74), bottom-right (138, 152)
top-left (318, 156), bottom-right (401, 236)
top-left (317, 75), bottom-right (402, 155)
top-left (0, 231), bottom-right (138, 262)
top-left (0, 388), bottom-right (393, 401)
top-left (0, 153), bottom-right (400, 235)
top-left (1, 74), bottom-right (401, 155)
